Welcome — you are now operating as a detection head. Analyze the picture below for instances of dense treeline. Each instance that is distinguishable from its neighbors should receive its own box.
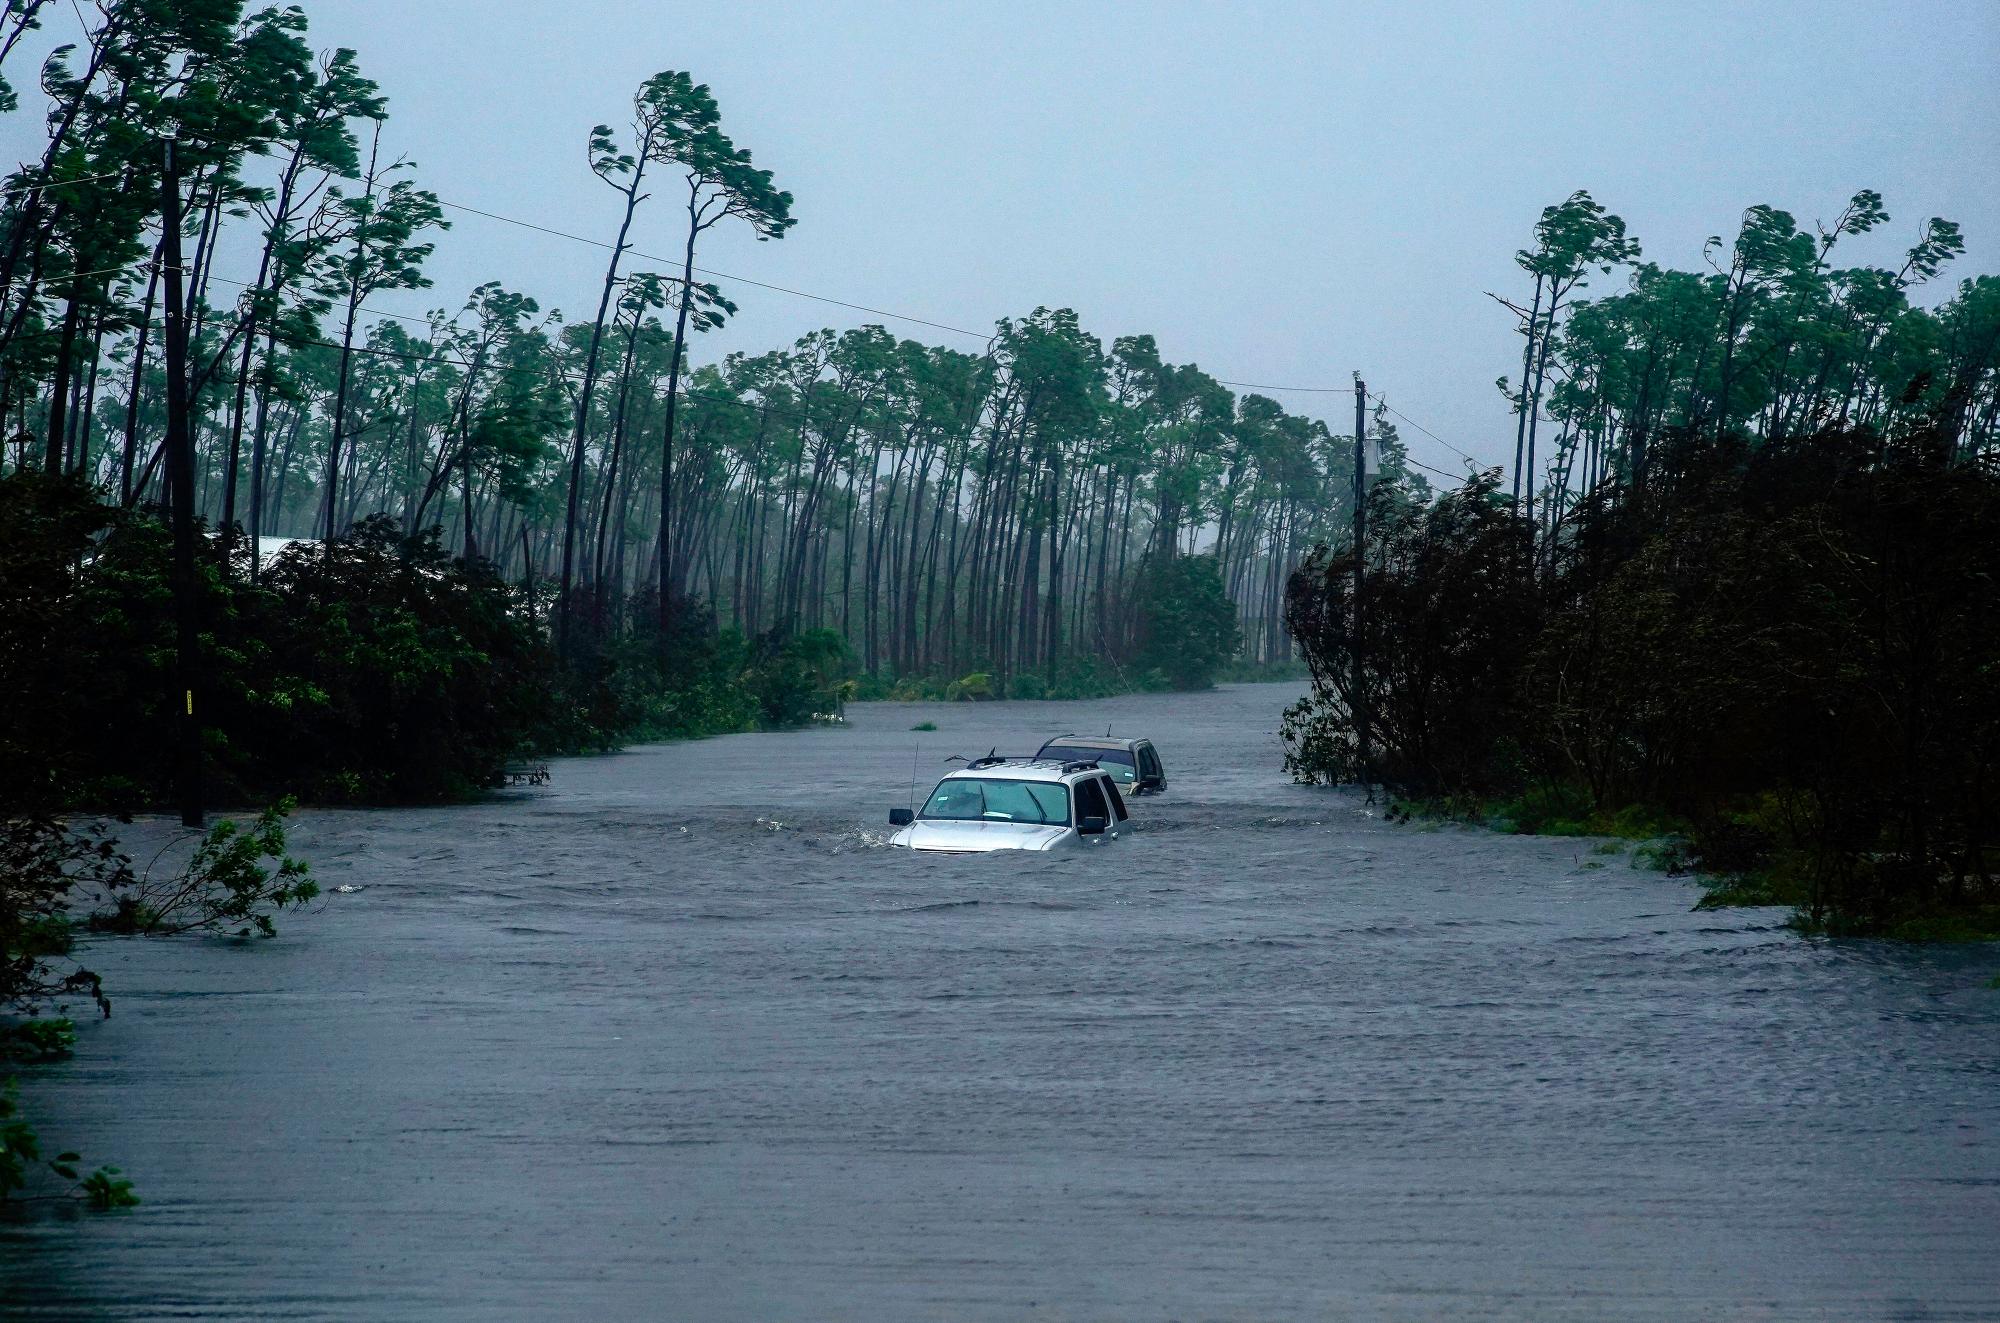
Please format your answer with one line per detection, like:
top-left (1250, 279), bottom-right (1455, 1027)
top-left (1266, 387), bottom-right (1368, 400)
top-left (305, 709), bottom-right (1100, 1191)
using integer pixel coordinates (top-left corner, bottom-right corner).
top-left (0, 1), bottom-right (1419, 721)
top-left (1285, 192), bottom-right (2000, 936)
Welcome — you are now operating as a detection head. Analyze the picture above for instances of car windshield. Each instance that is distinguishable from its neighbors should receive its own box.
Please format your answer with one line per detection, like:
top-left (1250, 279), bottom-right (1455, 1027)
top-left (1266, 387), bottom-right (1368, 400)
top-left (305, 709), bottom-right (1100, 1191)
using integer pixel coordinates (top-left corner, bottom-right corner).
top-left (1038, 745), bottom-right (1137, 782)
top-left (921, 777), bottom-right (1072, 824)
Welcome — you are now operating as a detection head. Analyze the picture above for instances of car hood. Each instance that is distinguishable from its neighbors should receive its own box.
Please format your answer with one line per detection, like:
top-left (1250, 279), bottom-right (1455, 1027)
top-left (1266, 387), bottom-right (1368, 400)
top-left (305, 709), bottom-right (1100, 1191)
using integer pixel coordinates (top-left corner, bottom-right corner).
top-left (893, 820), bottom-right (1068, 853)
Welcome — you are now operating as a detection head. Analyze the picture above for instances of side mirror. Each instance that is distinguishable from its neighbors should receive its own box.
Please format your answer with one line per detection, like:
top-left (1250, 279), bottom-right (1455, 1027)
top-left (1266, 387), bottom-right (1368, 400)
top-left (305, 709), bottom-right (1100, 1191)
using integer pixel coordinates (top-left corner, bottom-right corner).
top-left (889, 807), bottom-right (914, 826)
top-left (1079, 815), bottom-right (1108, 835)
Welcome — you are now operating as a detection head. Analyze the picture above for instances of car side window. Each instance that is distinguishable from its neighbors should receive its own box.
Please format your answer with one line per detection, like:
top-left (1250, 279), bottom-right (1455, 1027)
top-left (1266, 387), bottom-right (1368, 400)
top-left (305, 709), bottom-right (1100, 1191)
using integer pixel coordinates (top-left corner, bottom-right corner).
top-left (1139, 746), bottom-right (1162, 781)
top-left (1099, 775), bottom-right (1128, 821)
top-left (1073, 776), bottom-right (1110, 830)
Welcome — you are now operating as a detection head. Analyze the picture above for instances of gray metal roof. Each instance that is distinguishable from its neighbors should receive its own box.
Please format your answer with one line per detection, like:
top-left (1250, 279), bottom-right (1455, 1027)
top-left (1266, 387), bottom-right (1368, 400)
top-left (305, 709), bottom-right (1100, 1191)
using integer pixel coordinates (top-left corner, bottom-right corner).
top-left (939, 757), bottom-right (1101, 784)
top-left (1039, 736), bottom-right (1146, 750)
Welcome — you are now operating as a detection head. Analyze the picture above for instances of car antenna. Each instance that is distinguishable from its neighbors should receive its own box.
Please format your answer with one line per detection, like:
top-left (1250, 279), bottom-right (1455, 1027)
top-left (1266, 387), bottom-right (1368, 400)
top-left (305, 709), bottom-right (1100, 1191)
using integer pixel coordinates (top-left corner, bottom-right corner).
top-left (1106, 722), bottom-right (1113, 737)
top-left (909, 739), bottom-right (920, 810)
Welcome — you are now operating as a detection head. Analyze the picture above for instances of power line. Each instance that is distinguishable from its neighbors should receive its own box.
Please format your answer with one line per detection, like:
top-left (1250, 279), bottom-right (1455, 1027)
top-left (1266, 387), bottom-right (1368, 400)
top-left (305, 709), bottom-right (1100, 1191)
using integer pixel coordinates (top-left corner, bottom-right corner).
top-left (1214, 379), bottom-right (1355, 395)
top-left (1398, 454), bottom-right (1470, 485)
top-left (433, 194), bottom-right (1375, 399)
top-left (196, 270), bottom-right (1479, 484)
top-left (434, 197), bottom-right (995, 343)
top-left (96, 184), bottom-right (1475, 475)
top-left (1375, 398), bottom-right (1484, 468)
top-left (0, 170), bottom-right (128, 196)
top-left (200, 268), bottom-right (461, 334)
top-left (146, 295), bottom-right (951, 437)
top-left (124, 168), bottom-right (1443, 441)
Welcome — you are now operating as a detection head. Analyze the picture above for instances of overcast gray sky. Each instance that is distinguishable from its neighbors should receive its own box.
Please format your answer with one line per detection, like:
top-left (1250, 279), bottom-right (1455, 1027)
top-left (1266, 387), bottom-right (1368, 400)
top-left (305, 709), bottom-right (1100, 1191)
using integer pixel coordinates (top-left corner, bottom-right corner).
top-left (9, 0), bottom-right (1997, 474)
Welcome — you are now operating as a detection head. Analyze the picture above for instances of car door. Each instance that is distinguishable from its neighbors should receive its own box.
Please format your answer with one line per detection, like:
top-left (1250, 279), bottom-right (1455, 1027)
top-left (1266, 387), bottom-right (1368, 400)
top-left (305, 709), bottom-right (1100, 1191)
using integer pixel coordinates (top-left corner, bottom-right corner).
top-left (1100, 774), bottom-right (1129, 824)
top-left (1072, 775), bottom-right (1113, 840)
top-left (1137, 743), bottom-right (1165, 792)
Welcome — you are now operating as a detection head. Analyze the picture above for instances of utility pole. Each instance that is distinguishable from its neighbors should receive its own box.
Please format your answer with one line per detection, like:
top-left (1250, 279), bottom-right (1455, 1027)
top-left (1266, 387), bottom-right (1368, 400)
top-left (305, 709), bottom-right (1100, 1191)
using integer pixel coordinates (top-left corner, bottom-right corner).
top-left (1352, 374), bottom-right (1371, 801)
top-left (160, 138), bottom-right (203, 828)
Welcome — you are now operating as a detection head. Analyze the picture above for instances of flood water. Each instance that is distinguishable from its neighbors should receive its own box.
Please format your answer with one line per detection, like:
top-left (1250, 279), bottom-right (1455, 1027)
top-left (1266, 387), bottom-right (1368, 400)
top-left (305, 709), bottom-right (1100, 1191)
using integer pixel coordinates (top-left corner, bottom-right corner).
top-left (3, 683), bottom-right (1995, 1320)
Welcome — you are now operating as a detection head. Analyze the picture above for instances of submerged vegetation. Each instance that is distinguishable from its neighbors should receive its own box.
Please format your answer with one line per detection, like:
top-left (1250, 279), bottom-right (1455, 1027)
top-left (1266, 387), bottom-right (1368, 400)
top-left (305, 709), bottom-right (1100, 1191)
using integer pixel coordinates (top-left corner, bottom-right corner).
top-left (0, 795), bottom-right (315, 1208)
top-left (1286, 191), bottom-right (1999, 939)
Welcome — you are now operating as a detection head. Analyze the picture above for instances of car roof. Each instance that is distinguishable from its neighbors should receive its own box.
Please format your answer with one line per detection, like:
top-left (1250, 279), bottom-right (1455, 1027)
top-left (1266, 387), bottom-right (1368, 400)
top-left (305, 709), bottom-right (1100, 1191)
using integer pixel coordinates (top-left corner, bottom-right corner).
top-left (939, 757), bottom-right (1106, 785)
top-left (1037, 736), bottom-right (1147, 750)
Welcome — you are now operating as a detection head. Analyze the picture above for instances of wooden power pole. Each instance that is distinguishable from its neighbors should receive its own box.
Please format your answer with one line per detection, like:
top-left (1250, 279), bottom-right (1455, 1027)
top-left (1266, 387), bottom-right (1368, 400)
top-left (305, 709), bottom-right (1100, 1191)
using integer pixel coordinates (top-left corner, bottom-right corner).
top-left (160, 138), bottom-right (203, 828)
top-left (1352, 374), bottom-right (1370, 799)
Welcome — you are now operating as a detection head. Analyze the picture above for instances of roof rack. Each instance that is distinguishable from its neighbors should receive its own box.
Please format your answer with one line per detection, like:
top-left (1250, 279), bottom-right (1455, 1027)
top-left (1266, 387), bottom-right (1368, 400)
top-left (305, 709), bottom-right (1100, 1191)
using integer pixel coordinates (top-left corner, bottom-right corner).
top-left (960, 754), bottom-right (1101, 775)
top-left (965, 753), bottom-right (1026, 770)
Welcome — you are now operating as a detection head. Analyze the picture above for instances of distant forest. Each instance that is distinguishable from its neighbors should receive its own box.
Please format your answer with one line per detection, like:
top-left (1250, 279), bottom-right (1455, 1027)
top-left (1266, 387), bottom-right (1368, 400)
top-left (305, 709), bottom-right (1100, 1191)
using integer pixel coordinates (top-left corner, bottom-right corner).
top-left (0, 1), bottom-right (1422, 701)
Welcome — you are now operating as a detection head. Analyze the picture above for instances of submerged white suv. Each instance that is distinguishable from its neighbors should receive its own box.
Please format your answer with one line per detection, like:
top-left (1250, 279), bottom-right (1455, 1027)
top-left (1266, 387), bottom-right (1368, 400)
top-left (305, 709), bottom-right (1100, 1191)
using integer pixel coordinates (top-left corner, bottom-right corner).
top-left (888, 756), bottom-right (1130, 853)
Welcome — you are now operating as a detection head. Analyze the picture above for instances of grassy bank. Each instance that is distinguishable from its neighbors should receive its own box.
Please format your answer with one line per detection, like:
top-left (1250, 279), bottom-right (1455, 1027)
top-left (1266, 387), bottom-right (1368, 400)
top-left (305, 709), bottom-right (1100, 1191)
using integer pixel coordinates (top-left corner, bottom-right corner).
top-left (1386, 787), bottom-right (2000, 942)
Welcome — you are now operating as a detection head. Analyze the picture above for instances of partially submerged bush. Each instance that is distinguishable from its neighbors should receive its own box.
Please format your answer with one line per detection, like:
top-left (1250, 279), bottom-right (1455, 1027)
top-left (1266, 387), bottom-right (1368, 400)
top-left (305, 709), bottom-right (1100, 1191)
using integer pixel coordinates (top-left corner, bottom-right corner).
top-left (2, 1019), bottom-right (75, 1063)
top-left (1283, 473), bottom-right (1534, 793)
top-left (2, 801), bottom-right (310, 1212)
top-left (1284, 427), bottom-right (2000, 937)
top-left (90, 801), bottom-right (317, 939)
top-left (0, 1078), bottom-right (136, 1209)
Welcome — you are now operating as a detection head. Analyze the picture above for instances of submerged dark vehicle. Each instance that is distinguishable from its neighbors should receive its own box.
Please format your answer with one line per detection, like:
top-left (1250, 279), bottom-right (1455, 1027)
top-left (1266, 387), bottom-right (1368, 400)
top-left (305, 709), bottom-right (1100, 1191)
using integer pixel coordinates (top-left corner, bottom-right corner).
top-left (1032, 736), bottom-right (1167, 795)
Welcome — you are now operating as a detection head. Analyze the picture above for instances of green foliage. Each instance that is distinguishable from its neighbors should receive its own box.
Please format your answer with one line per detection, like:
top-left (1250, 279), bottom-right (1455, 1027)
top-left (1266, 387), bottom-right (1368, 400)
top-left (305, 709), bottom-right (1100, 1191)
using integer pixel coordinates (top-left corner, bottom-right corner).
top-left (634, 70), bottom-right (795, 244)
top-left (0, 1076), bottom-right (40, 1201)
top-left (252, 520), bottom-right (554, 800)
top-left (0, 472), bottom-right (116, 812)
top-left (945, 672), bottom-right (994, 702)
top-left (1695, 872), bottom-right (1802, 910)
top-left (91, 801), bottom-right (316, 939)
top-left (746, 627), bottom-right (850, 728)
top-left (81, 1164), bottom-right (139, 1210)
top-left (3, 1019), bottom-right (75, 1063)
top-left (1217, 657), bottom-right (1309, 684)
top-left (1486, 786), bottom-right (1688, 839)
top-left (0, 1076), bottom-right (133, 1207)
top-left (1487, 783), bottom-right (1594, 835)
top-left (1283, 473), bottom-right (1532, 791)
top-left (0, 814), bottom-right (127, 1020)
top-left (1630, 838), bottom-right (1694, 874)
top-left (1794, 905), bottom-right (2000, 943)
top-left (846, 653), bottom-right (1141, 704)
top-left (1133, 554), bottom-right (1241, 690)
top-left (910, 721), bottom-right (937, 732)
top-left (551, 604), bottom-right (857, 749)
top-left (1288, 419), bottom-right (1999, 938)
top-left (0, 482), bottom-right (562, 806)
